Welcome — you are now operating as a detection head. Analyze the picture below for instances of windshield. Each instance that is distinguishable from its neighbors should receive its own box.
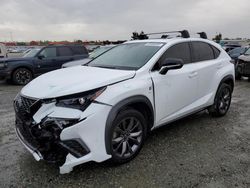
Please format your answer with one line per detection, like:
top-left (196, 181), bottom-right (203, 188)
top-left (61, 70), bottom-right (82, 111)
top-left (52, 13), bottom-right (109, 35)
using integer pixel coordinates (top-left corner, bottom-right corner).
top-left (228, 47), bottom-right (244, 55)
top-left (88, 42), bottom-right (164, 70)
top-left (23, 49), bottom-right (40, 57)
top-left (89, 46), bottom-right (114, 58)
top-left (244, 48), bottom-right (250, 55)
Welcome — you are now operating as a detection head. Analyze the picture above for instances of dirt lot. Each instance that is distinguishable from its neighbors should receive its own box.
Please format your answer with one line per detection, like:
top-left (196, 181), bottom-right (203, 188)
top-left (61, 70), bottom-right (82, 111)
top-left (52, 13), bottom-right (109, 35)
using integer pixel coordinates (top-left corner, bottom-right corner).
top-left (0, 80), bottom-right (249, 188)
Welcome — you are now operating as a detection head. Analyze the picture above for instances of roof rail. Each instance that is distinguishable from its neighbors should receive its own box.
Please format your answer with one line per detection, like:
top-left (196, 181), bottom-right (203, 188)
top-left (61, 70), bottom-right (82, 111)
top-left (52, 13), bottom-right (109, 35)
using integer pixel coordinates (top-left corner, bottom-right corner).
top-left (131, 30), bottom-right (190, 40)
top-left (197, 32), bottom-right (208, 39)
top-left (146, 30), bottom-right (190, 38)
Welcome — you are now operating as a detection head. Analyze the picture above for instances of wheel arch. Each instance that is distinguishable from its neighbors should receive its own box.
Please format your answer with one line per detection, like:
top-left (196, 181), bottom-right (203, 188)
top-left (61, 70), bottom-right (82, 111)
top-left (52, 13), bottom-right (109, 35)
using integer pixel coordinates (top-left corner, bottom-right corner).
top-left (105, 95), bottom-right (154, 155)
top-left (11, 66), bottom-right (34, 79)
top-left (218, 75), bottom-right (234, 91)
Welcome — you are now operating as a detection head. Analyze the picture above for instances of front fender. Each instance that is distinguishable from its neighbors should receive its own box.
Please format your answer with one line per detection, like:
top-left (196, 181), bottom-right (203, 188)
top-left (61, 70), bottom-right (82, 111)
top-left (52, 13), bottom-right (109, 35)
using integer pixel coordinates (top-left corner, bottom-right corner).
top-left (7, 60), bottom-right (34, 73)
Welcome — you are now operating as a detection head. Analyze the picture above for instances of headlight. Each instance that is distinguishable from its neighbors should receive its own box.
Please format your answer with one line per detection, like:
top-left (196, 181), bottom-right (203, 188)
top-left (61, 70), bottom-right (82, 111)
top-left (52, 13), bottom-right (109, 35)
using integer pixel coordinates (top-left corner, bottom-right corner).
top-left (56, 87), bottom-right (106, 111)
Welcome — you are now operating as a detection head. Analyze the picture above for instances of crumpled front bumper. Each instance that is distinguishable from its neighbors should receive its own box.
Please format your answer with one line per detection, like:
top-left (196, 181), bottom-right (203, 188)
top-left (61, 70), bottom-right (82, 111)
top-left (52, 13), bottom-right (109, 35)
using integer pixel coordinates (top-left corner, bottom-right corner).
top-left (15, 100), bottom-right (112, 174)
top-left (15, 126), bottom-right (43, 161)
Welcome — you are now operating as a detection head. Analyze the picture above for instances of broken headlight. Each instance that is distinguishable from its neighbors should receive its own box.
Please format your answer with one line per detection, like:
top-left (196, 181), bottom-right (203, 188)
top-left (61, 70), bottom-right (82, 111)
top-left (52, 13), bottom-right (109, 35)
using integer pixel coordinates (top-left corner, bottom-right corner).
top-left (56, 87), bottom-right (106, 111)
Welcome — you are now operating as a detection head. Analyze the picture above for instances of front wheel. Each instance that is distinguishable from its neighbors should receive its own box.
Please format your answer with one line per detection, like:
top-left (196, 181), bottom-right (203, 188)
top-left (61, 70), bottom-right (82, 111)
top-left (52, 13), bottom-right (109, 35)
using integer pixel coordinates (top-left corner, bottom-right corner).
top-left (208, 83), bottom-right (232, 117)
top-left (110, 109), bottom-right (147, 164)
top-left (12, 68), bottom-right (32, 85)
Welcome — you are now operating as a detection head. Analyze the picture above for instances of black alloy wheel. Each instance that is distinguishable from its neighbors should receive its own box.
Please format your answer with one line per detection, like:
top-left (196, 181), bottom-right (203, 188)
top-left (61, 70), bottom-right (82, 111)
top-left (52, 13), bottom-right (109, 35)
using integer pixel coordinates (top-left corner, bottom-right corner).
top-left (217, 86), bottom-right (231, 114)
top-left (12, 68), bottom-right (32, 85)
top-left (208, 83), bottom-right (232, 117)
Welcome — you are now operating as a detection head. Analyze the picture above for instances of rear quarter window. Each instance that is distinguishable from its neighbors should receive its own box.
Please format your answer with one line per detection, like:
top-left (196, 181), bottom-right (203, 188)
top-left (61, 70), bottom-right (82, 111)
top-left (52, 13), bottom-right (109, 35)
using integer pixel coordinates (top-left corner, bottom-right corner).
top-left (58, 47), bottom-right (73, 56)
top-left (211, 45), bottom-right (220, 59)
top-left (71, 46), bottom-right (88, 55)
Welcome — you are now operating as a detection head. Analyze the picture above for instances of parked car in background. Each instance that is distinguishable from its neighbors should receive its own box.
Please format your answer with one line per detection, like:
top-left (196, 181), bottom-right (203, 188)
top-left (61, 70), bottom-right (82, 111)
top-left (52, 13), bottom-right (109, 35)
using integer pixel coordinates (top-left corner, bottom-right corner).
top-left (0, 43), bottom-right (8, 58)
top-left (0, 45), bottom-right (88, 84)
top-left (228, 47), bottom-right (248, 62)
top-left (235, 47), bottom-right (250, 80)
top-left (62, 45), bottom-right (115, 68)
top-left (223, 44), bottom-right (241, 52)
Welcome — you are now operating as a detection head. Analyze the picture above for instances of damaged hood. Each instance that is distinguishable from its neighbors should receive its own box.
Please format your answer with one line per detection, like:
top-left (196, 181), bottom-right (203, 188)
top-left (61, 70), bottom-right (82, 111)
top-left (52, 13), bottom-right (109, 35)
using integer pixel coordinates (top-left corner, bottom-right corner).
top-left (21, 66), bottom-right (135, 99)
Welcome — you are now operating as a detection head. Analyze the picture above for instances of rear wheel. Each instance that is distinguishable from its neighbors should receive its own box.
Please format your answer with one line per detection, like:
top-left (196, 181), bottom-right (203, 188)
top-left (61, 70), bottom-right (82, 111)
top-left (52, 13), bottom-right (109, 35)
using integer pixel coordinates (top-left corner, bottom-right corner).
top-left (110, 109), bottom-right (147, 164)
top-left (12, 68), bottom-right (32, 85)
top-left (208, 83), bottom-right (232, 117)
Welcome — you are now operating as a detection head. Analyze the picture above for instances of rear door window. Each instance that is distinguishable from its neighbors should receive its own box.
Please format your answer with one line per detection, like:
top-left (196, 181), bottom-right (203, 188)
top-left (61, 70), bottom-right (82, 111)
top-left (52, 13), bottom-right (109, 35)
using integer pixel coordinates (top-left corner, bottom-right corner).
top-left (71, 46), bottom-right (88, 55)
top-left (191, 42), bottom-right (216, 62)
top-left (58, 47), bottom-right (73, 56)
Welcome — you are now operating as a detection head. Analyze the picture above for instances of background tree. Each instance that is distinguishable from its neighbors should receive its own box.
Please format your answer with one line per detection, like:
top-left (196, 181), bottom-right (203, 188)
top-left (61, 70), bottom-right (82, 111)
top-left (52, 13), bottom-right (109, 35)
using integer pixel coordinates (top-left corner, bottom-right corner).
top-left (213, 33), bottom-right (222, 43)
top-left (131, 31), bottom-right (148, 40)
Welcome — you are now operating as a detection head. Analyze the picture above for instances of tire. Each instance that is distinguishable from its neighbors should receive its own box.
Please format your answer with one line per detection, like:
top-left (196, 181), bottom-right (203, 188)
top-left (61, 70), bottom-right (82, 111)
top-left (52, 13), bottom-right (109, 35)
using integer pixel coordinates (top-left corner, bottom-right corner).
top-left (12, 68), bottom-right (32, 85)
top-left (208, 83), bottom-right (232, 117)
top-left (109, 108), bottom-right (147, 164)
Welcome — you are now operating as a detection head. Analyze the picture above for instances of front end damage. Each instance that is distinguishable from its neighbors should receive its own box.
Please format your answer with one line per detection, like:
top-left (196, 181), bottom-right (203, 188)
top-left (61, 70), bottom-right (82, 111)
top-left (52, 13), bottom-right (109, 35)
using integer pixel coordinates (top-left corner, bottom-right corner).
top-left (14, 94), bottom-right (111, 173)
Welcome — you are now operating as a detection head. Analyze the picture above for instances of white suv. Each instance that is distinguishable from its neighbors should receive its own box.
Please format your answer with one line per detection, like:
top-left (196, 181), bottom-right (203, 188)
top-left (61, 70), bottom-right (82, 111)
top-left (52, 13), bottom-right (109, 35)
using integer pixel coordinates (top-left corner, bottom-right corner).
top-left (14, 31), bottom-right (235, 174)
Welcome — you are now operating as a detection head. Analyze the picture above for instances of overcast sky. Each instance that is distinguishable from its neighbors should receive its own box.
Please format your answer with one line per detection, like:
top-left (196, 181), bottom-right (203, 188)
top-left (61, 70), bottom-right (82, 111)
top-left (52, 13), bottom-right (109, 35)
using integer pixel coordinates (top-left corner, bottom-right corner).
top-left (0, 0), bottom-right (249, 41)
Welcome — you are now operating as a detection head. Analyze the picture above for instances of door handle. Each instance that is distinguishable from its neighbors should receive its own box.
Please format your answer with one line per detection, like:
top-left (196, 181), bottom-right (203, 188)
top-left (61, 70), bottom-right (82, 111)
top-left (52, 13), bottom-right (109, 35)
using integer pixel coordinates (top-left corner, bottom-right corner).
top-left (189, 71), bottom-right (198, 78)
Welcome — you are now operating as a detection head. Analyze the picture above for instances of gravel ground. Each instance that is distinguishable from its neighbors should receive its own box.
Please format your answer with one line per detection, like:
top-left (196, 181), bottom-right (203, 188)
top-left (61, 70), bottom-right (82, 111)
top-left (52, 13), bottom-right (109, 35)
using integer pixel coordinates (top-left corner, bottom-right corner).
top-left (0, 80), bottom-right (249, 188)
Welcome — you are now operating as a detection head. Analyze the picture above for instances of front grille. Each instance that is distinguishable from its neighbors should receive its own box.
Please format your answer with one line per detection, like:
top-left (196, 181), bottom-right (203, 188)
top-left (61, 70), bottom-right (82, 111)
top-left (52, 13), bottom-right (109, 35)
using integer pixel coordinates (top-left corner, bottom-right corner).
top-left (16, 117), bottom-right (40, 149)
top-left (20, 96), bottom-right (36, 113)
top-left (14, 95), bottom-right (41, 121)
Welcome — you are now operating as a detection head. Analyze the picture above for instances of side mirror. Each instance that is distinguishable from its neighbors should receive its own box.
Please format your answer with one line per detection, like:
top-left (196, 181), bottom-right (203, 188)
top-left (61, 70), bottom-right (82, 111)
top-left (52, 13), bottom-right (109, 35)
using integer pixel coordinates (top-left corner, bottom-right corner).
top-left (159, 58), bottom-right (184, 75)
top-left (37, 54), bottom-right (45, 59)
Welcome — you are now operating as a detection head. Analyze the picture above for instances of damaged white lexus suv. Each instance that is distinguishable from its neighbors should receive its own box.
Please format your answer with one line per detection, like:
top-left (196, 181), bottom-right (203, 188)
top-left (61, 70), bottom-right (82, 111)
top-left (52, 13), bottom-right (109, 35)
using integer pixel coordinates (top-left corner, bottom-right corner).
top-left (14, 31), bottom-right (235, 174)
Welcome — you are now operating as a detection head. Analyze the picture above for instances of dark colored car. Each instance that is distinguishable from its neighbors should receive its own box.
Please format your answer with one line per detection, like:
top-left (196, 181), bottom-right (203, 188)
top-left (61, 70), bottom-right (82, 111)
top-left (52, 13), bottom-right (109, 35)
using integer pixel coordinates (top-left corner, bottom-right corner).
top-left (0, 45), bottom-right (88, 85)
top-left (235, 47), bottom-right (250, 80)
top-left (228, 47), bottom-right (248, 62)
top-left (223, 44), bottom-right (241, 52)
top-left (62, 45), bottom-right (116, 68)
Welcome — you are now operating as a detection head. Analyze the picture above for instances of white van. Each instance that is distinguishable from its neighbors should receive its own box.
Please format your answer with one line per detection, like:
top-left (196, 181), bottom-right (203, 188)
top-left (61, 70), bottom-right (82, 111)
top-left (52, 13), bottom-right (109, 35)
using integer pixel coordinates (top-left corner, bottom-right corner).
top-left (0, 43), bottom-right (7, 58)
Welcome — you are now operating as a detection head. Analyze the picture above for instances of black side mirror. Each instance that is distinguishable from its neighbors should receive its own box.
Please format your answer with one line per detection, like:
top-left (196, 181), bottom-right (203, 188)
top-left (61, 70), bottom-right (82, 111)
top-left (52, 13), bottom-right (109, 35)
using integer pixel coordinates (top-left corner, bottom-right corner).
top-left (159, 58), bottom-right (184, 75)
top-left (37, 54), bottom-right (45, 59)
